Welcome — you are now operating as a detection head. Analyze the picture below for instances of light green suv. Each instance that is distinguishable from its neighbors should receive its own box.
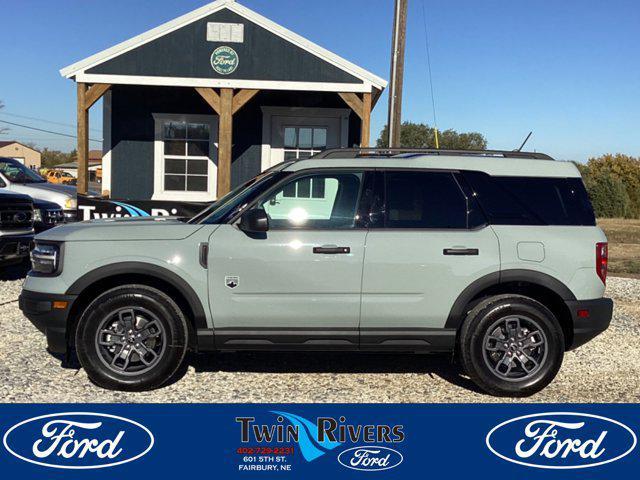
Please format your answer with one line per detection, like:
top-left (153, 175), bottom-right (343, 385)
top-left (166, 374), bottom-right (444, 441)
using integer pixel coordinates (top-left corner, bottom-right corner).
top-left (19, 149), bottom-right (613, 396)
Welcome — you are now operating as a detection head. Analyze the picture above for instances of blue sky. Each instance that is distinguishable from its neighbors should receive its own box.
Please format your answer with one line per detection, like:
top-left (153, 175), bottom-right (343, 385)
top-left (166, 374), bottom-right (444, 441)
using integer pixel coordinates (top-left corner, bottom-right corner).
top-left (0, 0), bottom-right (638, 161)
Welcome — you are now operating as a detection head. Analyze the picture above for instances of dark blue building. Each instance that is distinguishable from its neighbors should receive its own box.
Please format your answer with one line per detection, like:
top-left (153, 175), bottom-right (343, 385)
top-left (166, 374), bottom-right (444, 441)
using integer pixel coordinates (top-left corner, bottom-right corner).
top-left (61, 0), bottom-right (386, 203)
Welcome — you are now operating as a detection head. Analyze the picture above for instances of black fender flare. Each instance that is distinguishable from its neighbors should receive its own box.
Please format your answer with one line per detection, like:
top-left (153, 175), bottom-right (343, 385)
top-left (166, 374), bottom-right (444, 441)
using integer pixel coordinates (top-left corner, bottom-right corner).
top-left (66, 261), bottom-right (208, 329)
top-left (445, 269), bottom-right (576, 329)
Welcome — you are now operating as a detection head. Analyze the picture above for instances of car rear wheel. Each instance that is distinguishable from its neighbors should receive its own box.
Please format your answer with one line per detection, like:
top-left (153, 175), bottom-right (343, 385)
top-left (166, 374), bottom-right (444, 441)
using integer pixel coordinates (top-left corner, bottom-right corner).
top-left (75, 285), bottom-right (188, 391)
top-left (459, 294), bottom-right (564, 397)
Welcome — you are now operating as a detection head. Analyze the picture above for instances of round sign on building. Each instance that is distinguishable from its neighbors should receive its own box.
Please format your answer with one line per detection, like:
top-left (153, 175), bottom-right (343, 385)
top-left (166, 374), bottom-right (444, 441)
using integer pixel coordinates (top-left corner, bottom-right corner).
top-left (211, 46), bottom-right (239, 75)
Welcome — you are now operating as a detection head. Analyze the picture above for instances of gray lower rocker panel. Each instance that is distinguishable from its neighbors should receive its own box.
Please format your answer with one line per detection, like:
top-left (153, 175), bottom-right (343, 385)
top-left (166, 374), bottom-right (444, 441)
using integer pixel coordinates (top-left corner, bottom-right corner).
top-left (196, 327), bottom-right (457, 352)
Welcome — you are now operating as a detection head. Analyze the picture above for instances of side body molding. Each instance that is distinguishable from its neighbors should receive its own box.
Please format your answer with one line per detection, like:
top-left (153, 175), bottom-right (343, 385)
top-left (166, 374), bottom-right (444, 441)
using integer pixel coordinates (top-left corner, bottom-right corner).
top-left (445, 269), bottom-right (577, 329)
top-left (66, 262), bottom-right (208, 329)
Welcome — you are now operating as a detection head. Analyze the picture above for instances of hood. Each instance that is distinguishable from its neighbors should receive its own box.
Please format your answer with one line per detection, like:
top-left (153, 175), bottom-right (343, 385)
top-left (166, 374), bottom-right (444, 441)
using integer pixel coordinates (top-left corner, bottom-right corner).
top-left (0, 190), bottom-right (33, 205)
top-left (36, 216), bottom-right (206, 242)
top-left (32, 198), bottom-right (61, 210)
top-left (9, 182), bottom-right (75, 208)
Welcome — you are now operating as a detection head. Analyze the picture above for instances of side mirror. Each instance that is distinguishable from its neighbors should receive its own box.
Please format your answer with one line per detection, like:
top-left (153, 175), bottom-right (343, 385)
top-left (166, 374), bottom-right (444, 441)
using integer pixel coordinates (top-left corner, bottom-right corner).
top-left (239, 209), bottom-right (269, 233)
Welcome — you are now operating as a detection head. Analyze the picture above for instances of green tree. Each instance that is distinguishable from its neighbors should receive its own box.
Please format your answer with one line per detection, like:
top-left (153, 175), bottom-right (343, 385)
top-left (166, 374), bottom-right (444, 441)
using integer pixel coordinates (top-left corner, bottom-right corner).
top-left (376, 122), bottom-right (487, 150)
top-left (582, 167), bottom-right (631, 218)
top-left (586, 154), bottom-right (640, 217)
top-left (41, 148), bottom-right (77, 168)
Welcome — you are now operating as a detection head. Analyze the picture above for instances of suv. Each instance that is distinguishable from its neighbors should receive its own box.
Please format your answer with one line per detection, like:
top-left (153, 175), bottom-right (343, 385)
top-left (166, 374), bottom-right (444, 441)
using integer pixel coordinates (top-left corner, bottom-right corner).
top-left (0, 191), bottom-right (34, 267)
top-left (0, 157), bottom-right (78, 221)
top-left (19, 150), bottom-right (613, 396)
top-left (46, 170), bottom-right (77, 186)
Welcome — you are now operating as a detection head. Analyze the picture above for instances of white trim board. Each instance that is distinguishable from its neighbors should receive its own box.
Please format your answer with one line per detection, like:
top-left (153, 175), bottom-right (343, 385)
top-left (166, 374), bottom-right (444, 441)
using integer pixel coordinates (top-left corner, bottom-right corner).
top-left (60, 0), bottom-right (387, 90)
top-left (74, 73), bottom-right (373, 93)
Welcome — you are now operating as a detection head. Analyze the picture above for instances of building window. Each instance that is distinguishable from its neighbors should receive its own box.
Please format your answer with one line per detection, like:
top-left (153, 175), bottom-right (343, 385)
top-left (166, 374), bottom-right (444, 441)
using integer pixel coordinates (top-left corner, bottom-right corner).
top-left (162, 121), bottom-right (210, 192)
top-left (283, 127), bottom-right (327, 161)
top-left (153, 114), bottom-right (217, 201)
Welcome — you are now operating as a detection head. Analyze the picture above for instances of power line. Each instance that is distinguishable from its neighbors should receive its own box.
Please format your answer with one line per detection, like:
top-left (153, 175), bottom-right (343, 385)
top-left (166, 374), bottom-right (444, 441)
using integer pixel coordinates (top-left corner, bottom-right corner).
top-left (0, 119), bottom-right (102, 143)
top-left (0, 111), bottom-right (102, 133)
top-left (421, 0), bottom-right (439, 148)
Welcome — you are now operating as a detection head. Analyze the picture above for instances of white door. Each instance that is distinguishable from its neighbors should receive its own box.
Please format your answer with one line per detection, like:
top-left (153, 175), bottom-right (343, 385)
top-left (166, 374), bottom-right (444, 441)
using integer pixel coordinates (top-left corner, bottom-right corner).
top-left (264, 115), bottom-right (343, 170)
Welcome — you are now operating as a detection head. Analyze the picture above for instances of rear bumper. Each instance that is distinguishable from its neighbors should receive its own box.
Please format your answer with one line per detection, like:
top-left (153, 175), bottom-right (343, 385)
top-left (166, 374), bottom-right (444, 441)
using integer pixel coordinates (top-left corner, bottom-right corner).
top-left (19, 289), bottom-right (77, 354)
top-left (565, 297), bottom-right (613, 350)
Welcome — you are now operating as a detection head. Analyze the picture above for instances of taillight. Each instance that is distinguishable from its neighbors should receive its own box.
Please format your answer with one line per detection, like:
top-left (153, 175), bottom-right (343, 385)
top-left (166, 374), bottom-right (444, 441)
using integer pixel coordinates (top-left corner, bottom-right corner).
top-left (596, 242), bottom-right (608, 284)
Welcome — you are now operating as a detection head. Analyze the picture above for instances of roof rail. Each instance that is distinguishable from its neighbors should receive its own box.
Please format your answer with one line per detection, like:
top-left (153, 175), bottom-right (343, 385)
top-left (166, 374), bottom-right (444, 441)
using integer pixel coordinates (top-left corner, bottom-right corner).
top-left (310, 148), bottom-right (554, 160)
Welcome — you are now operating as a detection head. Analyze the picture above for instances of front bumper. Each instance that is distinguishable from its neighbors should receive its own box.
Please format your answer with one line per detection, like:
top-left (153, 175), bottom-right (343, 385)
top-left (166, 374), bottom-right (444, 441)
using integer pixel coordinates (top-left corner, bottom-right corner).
top-left (565, 297), bottom-right (614, 350)
top-left (19, 289), bottom-right (77, 354)
top-left (0, 234), bottom-right (33, 262)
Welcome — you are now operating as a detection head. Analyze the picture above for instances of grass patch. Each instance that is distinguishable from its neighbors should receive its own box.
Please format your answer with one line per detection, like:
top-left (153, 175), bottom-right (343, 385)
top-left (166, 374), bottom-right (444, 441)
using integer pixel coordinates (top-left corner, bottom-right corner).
top-left (598, 218), bottom-right (640, 276)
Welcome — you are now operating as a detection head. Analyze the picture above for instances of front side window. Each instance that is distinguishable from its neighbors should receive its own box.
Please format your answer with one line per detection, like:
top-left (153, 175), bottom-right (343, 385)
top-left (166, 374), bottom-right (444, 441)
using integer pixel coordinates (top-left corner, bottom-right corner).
top-left (257, 171), bottom-right (363, 229)
top-left (283, 127), bottom-right (327, 161)
top-left (383, 171), bottom-right (469, 228)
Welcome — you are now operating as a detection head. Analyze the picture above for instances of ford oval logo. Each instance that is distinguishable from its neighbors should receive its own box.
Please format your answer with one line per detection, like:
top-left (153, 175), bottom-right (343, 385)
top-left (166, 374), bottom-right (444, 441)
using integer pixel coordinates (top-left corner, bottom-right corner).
top-left (2, 412), bottom-right (154, 469)
top-left (486, 412), bottom-right (637, 469)
top-left (337, 446), bottom-right (403, 471)
top-left (13, 212), bottom-right (27, 223)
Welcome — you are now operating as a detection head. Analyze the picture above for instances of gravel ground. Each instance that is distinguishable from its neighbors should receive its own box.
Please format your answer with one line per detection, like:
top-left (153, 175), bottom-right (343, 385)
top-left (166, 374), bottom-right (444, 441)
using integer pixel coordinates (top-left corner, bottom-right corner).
top-left (1, 267), bottom-right (639, 403)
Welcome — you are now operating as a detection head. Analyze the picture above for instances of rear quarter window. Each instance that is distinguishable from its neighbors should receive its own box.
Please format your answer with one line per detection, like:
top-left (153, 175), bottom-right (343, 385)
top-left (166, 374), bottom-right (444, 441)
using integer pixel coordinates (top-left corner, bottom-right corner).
top-left (462, 171), bottom-right (596, 226)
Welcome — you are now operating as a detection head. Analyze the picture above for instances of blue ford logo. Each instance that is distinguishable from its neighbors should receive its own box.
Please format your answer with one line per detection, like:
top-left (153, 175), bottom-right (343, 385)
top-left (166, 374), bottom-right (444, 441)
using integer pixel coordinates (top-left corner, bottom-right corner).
top-left (337, 446), bottom-right (403, 471)
top-left (486, 412), bottom-right (637, 469)
top-left (2, 412), bottom-right (154, 469)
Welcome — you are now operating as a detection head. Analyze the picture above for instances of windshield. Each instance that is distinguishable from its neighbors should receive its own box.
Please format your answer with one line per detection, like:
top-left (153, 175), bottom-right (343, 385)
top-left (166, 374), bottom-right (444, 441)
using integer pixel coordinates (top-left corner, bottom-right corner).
top-left (189, 171), bottom-right (290, 224)
top-left (0, 158), bottom-right (46, 183)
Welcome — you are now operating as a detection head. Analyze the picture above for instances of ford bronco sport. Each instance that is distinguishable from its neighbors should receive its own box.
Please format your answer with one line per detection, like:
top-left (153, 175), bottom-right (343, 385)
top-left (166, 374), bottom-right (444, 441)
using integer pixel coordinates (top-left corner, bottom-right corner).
top-left (19, 149), bottom-right (613, 396)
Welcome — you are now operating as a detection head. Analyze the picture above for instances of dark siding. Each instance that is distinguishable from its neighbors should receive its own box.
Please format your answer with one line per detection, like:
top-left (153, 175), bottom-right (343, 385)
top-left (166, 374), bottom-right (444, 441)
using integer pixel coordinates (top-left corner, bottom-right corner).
top-left (109, 86), bottom-right (353, 199)
top-left (88, 9), bottom-right (363, 85)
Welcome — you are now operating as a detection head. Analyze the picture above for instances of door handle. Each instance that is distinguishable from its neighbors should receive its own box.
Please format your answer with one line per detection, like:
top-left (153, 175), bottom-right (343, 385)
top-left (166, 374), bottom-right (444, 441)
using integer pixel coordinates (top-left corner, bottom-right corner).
top-left (443, 248), bottom-right (479, 256)
top-left (313, 245), bottom-right (351, 254)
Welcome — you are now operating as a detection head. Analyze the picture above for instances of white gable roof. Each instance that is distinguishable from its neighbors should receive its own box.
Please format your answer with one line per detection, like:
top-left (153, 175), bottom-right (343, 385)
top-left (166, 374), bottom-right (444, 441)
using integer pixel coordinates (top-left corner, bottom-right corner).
top-left (60, 0), bottom-right (387, 91)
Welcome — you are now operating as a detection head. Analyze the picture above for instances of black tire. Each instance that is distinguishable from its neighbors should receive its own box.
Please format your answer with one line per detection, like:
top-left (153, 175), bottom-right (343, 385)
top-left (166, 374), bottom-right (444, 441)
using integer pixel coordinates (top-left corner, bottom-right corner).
top-left (459, 294), bottom-right (564, 397)
top-left (75, 284), bottom-right (189, 391)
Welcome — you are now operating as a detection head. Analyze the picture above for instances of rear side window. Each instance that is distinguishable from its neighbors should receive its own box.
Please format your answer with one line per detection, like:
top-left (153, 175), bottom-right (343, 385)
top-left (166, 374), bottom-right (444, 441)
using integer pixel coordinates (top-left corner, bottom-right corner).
top-left (462, 171), bottom-right (596, 226)
top-left (383, 171), bottom-right (472, 228)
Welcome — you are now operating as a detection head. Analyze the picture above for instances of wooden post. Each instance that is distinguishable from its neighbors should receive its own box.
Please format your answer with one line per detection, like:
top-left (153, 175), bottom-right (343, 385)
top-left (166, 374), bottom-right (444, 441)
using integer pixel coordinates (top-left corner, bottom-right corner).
top-left (338, 91), bottom-right (372, 147)
top-left (77, 83), bottom-right (89, 195)
top-left (361, 92), bottom-right (372, 148)
top-left (195, 87), bottom-right (259, 198)
top-left (218, 88), bottom-right (234, 197)
top-left (387, 0), bottom-right (408, 147)
top-left (76, 83), bottom-right (111, 195)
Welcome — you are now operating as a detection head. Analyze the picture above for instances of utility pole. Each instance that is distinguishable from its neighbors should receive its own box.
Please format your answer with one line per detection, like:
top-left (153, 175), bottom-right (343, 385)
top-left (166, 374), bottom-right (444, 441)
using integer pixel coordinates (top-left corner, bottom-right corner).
top-left (387, 0), bottom-right (408, 148)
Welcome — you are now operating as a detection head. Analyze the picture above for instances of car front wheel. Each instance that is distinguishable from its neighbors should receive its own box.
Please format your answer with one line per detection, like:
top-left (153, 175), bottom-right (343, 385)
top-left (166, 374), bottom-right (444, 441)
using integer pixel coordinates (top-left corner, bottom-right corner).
top-left (459, 294), bottom-right (564, 397)
top-left (75, 284), bottom-right (189, 391)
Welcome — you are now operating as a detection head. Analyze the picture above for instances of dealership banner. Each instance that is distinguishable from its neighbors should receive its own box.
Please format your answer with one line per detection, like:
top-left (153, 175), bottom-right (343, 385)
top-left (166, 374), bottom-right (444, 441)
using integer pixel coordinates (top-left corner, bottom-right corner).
top-left (77, 195), bottom-right (209, 221)
top-left (0, 404), bottom-right (637, 478)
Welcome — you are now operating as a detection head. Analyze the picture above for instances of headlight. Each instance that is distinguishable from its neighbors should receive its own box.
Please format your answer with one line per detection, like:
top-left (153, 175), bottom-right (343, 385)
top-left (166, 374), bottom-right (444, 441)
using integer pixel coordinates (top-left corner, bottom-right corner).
top-left (31, 243), bottom-right (61, 275)
top-left (33, 209), bottom-right (43, 222)
top-left (64, 198), bottom-right (77, 210)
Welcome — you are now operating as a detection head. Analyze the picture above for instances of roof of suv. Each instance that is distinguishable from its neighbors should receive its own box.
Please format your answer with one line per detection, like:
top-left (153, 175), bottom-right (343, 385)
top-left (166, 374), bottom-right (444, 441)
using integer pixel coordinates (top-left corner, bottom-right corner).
top-left (284, 149), bottom-right (581, 178)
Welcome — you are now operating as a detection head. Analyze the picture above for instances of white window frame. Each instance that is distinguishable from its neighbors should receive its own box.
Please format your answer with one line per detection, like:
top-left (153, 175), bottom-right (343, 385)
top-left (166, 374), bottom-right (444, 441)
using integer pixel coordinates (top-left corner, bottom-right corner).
top-left (261, 107), bottom-right (350, 172)
top-left (282, 125), bottom-right (328, 161)
top-left (152, 113), bottom-right (218, 201)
